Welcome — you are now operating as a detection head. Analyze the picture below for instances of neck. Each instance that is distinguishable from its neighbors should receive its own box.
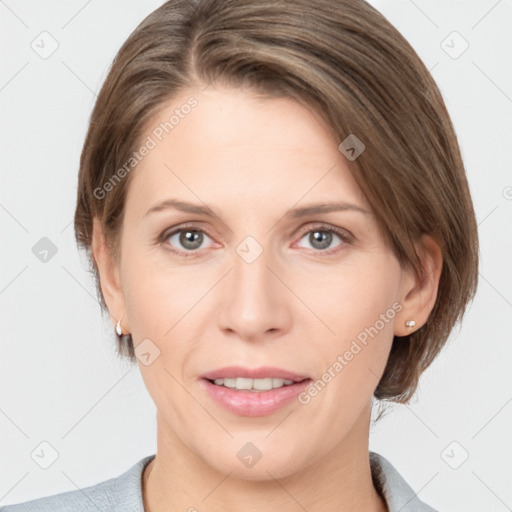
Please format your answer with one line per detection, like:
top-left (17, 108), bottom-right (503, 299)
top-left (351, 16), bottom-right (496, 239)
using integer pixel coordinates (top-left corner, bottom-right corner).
top-left (142, 404), bottom-right (387, 512)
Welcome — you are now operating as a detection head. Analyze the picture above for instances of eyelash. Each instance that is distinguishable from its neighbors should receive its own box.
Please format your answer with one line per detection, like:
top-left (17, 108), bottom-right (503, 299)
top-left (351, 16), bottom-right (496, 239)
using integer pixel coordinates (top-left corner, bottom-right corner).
top-left (158, 222), bottom-right (352, 258)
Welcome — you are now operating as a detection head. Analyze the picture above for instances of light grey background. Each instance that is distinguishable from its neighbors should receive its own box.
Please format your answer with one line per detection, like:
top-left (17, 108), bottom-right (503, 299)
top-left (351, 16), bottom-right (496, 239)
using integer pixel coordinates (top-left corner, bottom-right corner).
top-left (1, 0), bottom-right (511, 510)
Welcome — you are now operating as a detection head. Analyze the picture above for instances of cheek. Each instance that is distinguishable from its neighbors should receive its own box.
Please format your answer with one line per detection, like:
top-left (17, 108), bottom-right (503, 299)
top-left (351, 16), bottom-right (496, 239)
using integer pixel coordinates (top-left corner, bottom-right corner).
top-left (122, 273), bottom-right (173, 341)
top-left (120, 251), bottom-right (212, 381)
top-left (299, 254), bottom-right (401, 344)
top-left (120, 256), bottom-right (203, 418)
top-left (302, 256), bottom-right (401, 396)
top-left (120, 244), bottom-right (197, 339)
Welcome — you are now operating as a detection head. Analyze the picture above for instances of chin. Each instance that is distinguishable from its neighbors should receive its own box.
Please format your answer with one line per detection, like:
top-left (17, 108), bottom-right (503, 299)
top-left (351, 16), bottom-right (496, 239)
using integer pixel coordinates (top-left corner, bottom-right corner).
top-left (197, 437), bottom-right (309, 482)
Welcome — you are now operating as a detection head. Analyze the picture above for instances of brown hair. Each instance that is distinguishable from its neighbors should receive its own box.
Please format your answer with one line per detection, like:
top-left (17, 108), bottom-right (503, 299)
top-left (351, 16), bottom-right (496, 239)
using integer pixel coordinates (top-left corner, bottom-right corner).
top-left (74, 0), bottom-right (479, 403)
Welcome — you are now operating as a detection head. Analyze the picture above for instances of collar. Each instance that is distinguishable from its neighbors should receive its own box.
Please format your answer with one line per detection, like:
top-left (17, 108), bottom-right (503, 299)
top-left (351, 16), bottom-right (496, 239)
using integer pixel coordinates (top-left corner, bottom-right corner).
top-left (109, 452), bottom-right (437, 511)
top-left (370, 451), bottom-right (438, 511)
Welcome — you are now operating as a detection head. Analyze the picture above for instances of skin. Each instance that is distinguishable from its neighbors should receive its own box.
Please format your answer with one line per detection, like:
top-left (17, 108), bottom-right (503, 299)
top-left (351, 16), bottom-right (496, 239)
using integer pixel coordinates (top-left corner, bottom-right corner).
top-left (92, 85), bottom-right (442, 512)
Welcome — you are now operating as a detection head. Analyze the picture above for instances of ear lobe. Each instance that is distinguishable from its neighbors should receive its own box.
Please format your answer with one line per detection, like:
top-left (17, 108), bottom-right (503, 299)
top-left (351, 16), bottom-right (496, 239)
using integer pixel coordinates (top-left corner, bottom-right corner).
top-left (394, 234), bottom-right (443, 337)
top-left (91, 217), bottom-right (127, 330)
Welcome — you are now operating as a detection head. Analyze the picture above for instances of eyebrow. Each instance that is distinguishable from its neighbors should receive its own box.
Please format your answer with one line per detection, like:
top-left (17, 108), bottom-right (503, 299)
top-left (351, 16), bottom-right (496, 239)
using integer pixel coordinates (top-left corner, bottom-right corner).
top-left (144, 199), bottom-right (371, 219)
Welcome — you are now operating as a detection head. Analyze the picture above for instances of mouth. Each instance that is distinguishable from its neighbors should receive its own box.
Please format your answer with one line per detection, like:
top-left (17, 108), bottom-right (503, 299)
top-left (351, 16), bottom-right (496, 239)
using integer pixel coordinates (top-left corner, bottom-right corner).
top-left (206, 376), bottom-right (303, 392)
top-left (199, 366), bottom-right (312, 417)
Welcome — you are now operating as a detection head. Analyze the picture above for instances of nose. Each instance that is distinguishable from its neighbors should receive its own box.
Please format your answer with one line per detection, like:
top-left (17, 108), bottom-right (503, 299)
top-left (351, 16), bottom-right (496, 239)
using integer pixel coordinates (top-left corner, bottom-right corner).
top-left (217, 240), bottom-right (292, 343)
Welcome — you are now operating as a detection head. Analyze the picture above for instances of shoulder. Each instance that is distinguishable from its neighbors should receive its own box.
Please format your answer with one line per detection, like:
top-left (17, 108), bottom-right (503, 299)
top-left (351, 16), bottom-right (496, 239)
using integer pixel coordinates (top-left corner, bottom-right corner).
top-left (370, 451), bottom-right (439, 512)
top-left (0, 455), bottom-right (155, 512)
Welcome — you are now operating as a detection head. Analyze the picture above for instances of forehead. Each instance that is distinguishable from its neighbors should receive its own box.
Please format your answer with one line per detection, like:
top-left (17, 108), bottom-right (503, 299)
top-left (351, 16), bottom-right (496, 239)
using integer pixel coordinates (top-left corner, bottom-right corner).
top-left (125, 86), bottom-right (369, 217)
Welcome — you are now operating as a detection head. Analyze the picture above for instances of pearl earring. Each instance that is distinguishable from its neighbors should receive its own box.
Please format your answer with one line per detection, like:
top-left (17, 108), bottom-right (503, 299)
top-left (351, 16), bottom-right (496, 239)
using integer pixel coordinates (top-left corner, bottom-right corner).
top-left (115, 320), bottom-right (123, 336)
top-left (405, 320), bottom-right (416, 329)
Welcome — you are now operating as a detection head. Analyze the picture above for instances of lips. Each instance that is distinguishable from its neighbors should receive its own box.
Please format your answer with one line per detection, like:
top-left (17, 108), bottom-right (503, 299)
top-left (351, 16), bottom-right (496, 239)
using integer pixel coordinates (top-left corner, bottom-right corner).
top-left (199, 366), bottom-right (312, 417)
top-left (200, 366), bottom-right (310, 383)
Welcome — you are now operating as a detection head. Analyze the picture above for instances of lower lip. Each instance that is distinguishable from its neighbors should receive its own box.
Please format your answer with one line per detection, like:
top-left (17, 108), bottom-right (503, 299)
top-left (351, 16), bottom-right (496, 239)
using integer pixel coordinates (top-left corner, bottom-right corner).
top-left (201, 378), bottom-right (311, 417)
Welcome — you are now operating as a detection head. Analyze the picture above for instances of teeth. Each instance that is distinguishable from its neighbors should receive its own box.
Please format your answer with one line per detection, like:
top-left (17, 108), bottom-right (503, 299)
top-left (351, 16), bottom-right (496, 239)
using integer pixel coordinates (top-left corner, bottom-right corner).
top-left (212, 377), bottom-right (294, 391)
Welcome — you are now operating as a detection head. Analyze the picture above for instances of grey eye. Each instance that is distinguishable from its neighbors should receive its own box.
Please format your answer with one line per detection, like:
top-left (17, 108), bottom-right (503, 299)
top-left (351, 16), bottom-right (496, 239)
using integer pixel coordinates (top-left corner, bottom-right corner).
top-left (299, 230), bottom-right (342, 251)
top-left (168, 229), bottom-right (210, 251)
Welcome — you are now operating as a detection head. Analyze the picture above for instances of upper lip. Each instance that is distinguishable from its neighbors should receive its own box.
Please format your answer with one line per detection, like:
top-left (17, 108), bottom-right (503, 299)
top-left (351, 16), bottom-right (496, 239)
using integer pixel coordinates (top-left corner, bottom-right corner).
top-left (200, 366), bottom-right (310, 383)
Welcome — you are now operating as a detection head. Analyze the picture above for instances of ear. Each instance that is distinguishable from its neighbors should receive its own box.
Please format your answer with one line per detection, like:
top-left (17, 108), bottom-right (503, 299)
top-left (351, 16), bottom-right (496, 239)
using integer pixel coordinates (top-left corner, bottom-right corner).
top-left (91, 217), bottom-right (129, 333)
top-left (394, 234), bottom-right (443, 337)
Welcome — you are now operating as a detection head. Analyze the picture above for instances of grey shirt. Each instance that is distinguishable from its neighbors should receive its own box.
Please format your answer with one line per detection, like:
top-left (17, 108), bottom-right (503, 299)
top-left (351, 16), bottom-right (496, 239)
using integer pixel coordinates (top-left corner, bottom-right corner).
top-left (1, 452), bottom-right (438, 511)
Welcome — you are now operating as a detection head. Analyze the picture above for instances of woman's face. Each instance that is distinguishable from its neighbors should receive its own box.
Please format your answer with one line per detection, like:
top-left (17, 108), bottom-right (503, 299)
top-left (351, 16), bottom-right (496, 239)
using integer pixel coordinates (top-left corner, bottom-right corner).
top-left (107, 86), bottom-right (416, 479)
